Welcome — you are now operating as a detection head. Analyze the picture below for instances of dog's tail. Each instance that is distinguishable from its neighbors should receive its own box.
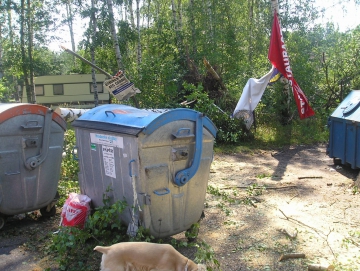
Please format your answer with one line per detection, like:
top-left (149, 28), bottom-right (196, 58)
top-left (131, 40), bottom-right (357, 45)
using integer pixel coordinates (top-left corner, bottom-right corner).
top-left (94, 246), bottom-right (110, 254)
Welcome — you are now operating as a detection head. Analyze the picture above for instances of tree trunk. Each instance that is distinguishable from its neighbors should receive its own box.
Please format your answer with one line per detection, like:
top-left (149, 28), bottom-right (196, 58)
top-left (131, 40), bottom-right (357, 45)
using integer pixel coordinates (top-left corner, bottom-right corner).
top-left (0, 0), bottom-right (3, 81)
top-left (206, 0), bottom-right (213, 43)
top-left (6, 0), bottom-right (19, 101)
top-left (189, 0), bottom-right (197, 56)
top-left (171, 0), bottom-right (182, 52)
top-left (147, 0), bottom-right (151, 28)
top-left (136, 0), bottom-right (142, 66)
top-left (106, 0), bottom-right (124, 71)
top-left (65, 0), bottom-right (76, 64)
top-left (91, 0), bottom-right (99, 107)
top-left (20, 0), bottom-right (32, 103)
top-left (129, 0), bottom-right (135, 29)
top-left (27, 0), bottom-right (35, 104)
top-left (248, 0), bottom-right (254, 70)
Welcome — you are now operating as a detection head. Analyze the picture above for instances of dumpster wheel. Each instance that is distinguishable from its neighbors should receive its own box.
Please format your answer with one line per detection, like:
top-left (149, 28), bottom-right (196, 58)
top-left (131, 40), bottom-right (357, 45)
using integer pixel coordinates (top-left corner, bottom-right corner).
top-left (40, 191), bottom-right (59, 217)
top-left (40, 205), bottom-right (56, 217)
top-left (333, 158), bottom-right (342, 166)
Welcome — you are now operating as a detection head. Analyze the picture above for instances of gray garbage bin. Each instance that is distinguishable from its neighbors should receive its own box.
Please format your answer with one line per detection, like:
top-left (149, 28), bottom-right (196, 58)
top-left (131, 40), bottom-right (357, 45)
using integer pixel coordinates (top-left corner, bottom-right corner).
top-left (0, 103), bottom-right (66, 229)
top-left (72, 104), bottom-right (217, 238)
top-left (327, 90), bottom-right (360, 169)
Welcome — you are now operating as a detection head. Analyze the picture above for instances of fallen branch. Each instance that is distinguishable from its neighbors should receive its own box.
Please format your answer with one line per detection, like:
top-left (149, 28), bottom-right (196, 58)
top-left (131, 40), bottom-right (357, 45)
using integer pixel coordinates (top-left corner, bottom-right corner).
top-left (223, 185), bottom-right (297, 190)
top-left (278, 209), bottom-right (325, 237)
top-left (278, 253), bottom-right (305, 262)
top-left (286, 192), bottom-right (300, 204)
top-left (298, 176), bottom-right (323, 179)
top-left (278, 209), bottom-right (336, 258)
top-left (203, 57), bottom-right (227, 91)
top-left (307, 264), bottom-right (334, 271)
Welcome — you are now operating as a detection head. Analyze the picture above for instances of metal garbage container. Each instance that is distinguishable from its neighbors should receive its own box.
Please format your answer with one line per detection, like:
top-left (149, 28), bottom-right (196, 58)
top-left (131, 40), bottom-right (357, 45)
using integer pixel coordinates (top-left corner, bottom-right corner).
top-left (72, 104), bottom-right (217, 238)
top-left (0, 103), bottom-right (66, 229)
top-left (327, 90), bottom-right (360, 169)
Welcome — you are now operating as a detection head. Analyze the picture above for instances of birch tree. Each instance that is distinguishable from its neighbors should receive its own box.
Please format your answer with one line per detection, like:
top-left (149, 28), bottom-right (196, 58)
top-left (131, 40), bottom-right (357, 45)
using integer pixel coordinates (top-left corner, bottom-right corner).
top-left (125, 0), bottom-right (135, 29)
top-left (20, 0), bottom-right (33, 103)
top-left (90, 0), bottom-right (99, 106)
top-left (0, 0), bottom-right (4, 80)
top-left (136, 0), bottom-right (142, 66)
top-left (106, 0), bottom-right (124, 71)
top-left (26, 0), bottom-right (35, 103)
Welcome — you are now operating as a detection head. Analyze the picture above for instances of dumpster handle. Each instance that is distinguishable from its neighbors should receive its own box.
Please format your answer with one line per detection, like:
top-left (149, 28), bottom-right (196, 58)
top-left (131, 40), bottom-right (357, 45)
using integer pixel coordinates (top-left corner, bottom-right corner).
top-left (72, 146), bottom-right (79, 161)
top-left (105, 111), bottom-right (116, 117)
top-left (24, 108), bottom-right (52, 170)
top-left (172, 128), bottom-right (194, 139)
top-left (129, 159), bottom-right (136, 177)
top-left (153, 188), bottom-right (170, 196)
top-left (174, 113), bottom-right (204, 186)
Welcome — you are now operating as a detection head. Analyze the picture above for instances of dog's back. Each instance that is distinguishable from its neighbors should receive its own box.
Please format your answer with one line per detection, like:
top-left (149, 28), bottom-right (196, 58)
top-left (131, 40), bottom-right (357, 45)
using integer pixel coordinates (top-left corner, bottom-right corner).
top-left (94, 242), bottom-right (206, 271)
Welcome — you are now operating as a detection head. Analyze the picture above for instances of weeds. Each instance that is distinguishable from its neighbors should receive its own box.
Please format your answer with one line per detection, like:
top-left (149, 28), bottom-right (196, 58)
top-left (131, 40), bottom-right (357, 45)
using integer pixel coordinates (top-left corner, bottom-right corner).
top-left (207, 184), bottom-right (266, 216)
top-left (246, 183), bottom-right (266, 196)
top-left (171, 238), bottom-right (221, 271)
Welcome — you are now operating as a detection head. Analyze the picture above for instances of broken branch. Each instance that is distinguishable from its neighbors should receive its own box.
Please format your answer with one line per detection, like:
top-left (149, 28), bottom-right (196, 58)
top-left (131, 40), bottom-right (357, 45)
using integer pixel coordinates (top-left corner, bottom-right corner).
top-left (223, 185), bottom-right (297, 190)
top-left (298, 176), bottom-right (323, 179)
top-left (278, 253), bottom-right (305, 262)
top-left (307, 264), bottom-right (334, 271)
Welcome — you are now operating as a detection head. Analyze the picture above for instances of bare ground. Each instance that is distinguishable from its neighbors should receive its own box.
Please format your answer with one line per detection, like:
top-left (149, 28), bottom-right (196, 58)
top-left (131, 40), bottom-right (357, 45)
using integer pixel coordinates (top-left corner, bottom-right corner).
top-left (195, 143), bottom-right (360, 271)
top-left (0, 144), bottom-right (359, 271)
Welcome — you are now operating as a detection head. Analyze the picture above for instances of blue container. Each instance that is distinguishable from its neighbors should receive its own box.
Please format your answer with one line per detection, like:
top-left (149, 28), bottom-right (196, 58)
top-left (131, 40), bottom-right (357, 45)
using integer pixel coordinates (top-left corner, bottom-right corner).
top-left (327, 90), bottom-right (360, 169)
top-left (72, 104), bottom-right (217, 237)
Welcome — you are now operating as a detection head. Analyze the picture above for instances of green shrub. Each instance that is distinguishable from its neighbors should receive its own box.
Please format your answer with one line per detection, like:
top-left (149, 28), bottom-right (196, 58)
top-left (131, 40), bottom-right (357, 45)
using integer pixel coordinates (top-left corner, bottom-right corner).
top-left (58, 129), bottom-right (80, 206)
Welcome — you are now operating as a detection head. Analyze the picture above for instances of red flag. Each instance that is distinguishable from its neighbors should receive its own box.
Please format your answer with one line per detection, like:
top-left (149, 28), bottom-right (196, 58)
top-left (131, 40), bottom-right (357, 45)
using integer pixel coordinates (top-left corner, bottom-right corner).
top-left (268, 13), bottom-right (314, 119)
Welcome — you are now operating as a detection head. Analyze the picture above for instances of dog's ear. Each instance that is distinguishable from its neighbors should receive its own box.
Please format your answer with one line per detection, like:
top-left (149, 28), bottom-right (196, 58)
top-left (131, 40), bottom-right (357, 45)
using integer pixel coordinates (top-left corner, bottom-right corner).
top-left (94, 246), bottom-right (109, 254)
top-left (197, 263), bottom-right (207, 271)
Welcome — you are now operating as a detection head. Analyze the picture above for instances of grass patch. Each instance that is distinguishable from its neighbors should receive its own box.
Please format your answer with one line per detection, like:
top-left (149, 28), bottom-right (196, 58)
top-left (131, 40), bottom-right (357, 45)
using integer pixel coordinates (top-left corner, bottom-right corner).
top-left (214, 115), bottom-right (329, 153)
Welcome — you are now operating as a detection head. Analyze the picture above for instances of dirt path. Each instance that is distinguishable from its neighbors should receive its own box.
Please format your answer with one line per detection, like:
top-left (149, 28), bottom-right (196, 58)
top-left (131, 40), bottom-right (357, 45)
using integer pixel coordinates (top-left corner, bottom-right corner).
top-left (0, 144), bottom-right (359, 271)
top-left (195, 144), bottom-right (360, 270)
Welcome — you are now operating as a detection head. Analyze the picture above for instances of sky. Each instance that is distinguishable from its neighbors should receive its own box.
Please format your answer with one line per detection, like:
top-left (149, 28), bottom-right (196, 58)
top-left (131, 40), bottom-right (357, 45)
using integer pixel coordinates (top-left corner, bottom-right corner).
top-left (314, 0), bottom-right (360, 31)
top-left (50, 1), bottom-right (360, 52)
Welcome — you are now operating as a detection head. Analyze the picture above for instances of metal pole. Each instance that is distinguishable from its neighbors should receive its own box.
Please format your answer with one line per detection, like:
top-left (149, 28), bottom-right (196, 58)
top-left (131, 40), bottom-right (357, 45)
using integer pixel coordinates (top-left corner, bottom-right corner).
top-left (60, 45), bottom-right (112, 78)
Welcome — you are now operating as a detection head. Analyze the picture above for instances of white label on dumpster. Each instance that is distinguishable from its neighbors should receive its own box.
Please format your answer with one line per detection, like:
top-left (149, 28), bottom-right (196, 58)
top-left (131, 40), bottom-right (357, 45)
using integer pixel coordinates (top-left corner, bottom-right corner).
top-left (102, 145), bottom-right (116, 178)
top-left (90, 133), bottom-right (123, 148)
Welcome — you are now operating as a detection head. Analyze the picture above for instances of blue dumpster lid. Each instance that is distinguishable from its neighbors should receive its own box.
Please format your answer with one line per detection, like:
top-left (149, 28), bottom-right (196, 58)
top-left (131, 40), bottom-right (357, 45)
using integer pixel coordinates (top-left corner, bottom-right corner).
top-left (331, 90), bottom-right (360, 121)
top-left (72, 104), bottom-right (217, 137)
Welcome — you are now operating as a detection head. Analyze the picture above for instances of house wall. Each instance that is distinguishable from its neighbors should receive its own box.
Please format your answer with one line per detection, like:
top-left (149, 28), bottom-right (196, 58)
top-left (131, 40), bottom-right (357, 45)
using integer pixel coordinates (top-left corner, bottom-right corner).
top-left (22, 74), bottom-right (111, 108)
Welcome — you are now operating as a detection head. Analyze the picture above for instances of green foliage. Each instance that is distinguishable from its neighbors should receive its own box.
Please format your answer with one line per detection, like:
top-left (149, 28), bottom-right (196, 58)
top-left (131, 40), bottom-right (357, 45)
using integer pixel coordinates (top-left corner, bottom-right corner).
top-left (50, 226), bottom-right (93, 271)
top-left (170, 238), bottom-right (221, 270)
top-left (58, 129), bottom-right (80, 206)
top-left (207, 184), bottom-right (265, 215)
top-left (185, 223), bottom-right (200, 241)
top-left (182, 83), bottom-right (252, 144)
top-left (86, 194), bottom-right (128, 242)
top-left (50, 195), bottom-right (127, 271)
top-left (0, 81), bottom-right (7, 102)
top-left (194, 240), bottom-right (221, 271)
top-left (246, 183), bottom-right (266, 196)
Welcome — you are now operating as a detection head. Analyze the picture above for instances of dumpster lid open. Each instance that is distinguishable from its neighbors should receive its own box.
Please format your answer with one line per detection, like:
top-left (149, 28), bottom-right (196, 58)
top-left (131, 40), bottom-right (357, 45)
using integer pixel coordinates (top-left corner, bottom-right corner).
top-left (72, 104), bottom-right (217, 137)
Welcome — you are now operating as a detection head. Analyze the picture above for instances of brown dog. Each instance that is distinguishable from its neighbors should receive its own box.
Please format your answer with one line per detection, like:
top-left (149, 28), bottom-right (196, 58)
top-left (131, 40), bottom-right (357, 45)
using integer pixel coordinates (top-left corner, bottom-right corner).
top-left (94, 242), bottom-right (207, 271)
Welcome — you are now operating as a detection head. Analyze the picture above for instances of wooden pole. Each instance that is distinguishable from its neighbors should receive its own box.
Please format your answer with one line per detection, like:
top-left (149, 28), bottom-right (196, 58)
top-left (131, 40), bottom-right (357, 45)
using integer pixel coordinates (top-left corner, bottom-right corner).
top-left (271, 0), bottom-right (279, 15)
